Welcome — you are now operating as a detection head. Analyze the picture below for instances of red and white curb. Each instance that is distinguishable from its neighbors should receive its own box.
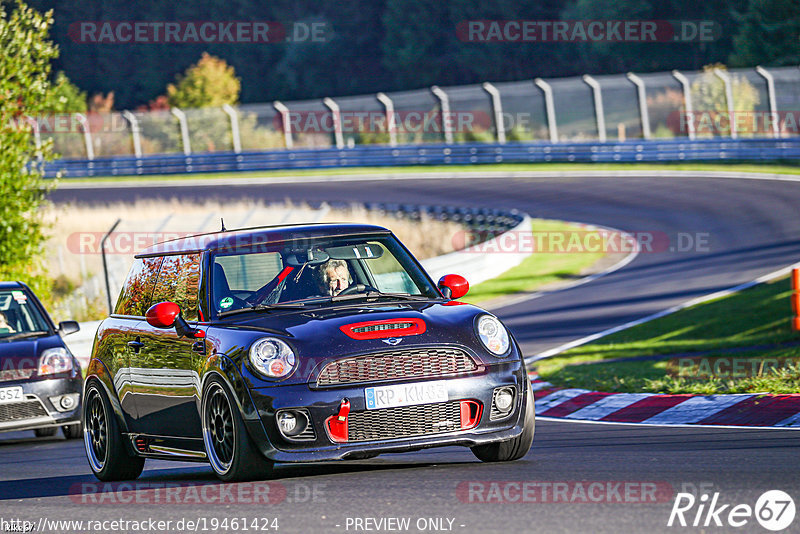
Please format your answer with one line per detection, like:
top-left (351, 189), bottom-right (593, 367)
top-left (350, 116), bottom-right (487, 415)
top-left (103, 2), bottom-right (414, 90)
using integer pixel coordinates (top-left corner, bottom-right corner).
top-left (528, 374), bottom-right (800, 428)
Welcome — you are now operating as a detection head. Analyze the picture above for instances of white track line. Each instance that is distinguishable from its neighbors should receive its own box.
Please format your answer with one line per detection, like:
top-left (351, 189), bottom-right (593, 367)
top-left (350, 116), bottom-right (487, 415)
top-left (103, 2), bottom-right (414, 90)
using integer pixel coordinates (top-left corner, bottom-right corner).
top-left (55, 169), bottom-right (800, 189)
top-left (537, 415), bottom-right (800, 431)
top-left (532, 261), bottom-right (800, 361)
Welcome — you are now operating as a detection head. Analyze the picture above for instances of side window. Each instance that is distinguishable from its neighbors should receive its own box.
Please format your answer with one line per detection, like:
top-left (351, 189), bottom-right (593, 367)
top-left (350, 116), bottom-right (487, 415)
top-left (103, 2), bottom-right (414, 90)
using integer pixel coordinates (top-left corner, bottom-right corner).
top-left (151, 254), bottom-right (202, 321)
top-left (114, 256), bottom-right (163, 317)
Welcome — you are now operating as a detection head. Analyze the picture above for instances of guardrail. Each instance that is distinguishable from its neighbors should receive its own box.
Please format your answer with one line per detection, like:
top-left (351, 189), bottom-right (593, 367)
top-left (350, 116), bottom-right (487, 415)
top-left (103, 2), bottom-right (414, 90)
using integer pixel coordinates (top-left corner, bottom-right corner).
top-left (45, 137), bottom-right (800, 179)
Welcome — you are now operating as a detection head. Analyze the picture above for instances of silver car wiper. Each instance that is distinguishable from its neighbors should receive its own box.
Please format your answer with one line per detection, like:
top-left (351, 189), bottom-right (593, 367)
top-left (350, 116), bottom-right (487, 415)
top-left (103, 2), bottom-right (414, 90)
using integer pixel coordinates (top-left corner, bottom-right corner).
top-left (1, 330), bottom-right (49, 342)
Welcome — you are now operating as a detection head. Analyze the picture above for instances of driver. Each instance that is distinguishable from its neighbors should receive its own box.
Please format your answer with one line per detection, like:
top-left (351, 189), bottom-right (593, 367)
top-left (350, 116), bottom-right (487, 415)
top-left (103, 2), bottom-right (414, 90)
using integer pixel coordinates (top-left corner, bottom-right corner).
top-left (0, 311), bottom-right (15, 334)
top-left (317, 259), bottom-right (351, 296)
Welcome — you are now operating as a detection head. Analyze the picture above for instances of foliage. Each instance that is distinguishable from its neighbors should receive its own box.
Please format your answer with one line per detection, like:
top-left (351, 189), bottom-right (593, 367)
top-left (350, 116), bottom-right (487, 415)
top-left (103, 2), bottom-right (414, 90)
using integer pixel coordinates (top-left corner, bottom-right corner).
top-left (48, 71), bottom-right (87, 113)
top-left (689, 64), bottom-right (760, 136)
top-left (729, 0), bottom-right (800, 67)
top-left (0, 0), bottom-right (61, 300)
top-left (167, 52), bottom-right (241, 109)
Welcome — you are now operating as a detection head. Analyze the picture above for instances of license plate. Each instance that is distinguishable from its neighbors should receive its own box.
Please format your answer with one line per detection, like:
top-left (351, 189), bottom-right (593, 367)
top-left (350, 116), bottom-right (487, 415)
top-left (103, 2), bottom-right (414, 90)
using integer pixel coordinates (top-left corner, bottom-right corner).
top-left (365, 381), bottom-right (448, 410)
top-left (0, 387), bottom-right (23, 404)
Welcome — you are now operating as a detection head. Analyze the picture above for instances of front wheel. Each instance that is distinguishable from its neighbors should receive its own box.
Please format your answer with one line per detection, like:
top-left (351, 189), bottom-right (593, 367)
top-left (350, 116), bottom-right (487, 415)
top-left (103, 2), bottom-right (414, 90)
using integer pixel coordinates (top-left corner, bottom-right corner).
top-left (83, 382), bottom-right (145, 481)
top-left (471, 380), bottom-right (535, 462)
top-left (202, 377), bottom-right (273, 482)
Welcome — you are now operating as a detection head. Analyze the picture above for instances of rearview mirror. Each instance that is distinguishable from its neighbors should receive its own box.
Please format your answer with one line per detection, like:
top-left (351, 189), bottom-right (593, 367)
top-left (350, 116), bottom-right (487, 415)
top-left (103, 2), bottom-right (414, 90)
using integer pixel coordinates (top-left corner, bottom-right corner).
top-left (438, 274), bottom-right (469, 300)
top-left (146, 301), bottom-right (180, 328)
top-left (58, 321), bottom-right (80, 336)
top-left (146, 301), bottom-right (204, 339)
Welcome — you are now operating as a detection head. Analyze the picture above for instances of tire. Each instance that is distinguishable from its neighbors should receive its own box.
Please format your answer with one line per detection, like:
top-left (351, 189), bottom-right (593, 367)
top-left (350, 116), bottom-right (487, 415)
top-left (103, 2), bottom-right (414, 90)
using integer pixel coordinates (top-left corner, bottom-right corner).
top-left (34, 427), bottom-right (57, 438)
top-left (63, 422), bottom-right (82, 439)
top-left (202, 377), bottom-right (274, 482)
top-left (471, 380), bottom-right (536, 463)
top-left (83, 381), bottom-right (145, 481)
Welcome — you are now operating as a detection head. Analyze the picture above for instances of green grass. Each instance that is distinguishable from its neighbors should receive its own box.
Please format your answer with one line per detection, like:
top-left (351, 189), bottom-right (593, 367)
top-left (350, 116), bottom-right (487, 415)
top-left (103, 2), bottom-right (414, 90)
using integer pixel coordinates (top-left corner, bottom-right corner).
top-left (55, 161), bottom-right (800, 184)
top-left (535, 276), bottom-right (800, 394)
top-left (463, 219), bottom-right (606, 304)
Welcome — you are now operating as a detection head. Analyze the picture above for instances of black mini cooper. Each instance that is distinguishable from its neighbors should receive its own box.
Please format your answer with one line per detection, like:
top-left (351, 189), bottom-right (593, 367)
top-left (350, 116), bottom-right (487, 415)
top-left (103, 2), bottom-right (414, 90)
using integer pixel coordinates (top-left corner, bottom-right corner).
top-left (84, 224), bottom-right (534, 481)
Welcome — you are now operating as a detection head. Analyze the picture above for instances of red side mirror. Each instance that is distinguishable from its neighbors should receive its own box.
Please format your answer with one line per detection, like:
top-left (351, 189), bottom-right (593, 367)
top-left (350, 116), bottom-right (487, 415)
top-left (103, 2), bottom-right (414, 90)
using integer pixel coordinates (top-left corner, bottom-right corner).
top-left (146, 301), bottom-right (181, 329)
top-left (438, 274), bottom-right (469, 300)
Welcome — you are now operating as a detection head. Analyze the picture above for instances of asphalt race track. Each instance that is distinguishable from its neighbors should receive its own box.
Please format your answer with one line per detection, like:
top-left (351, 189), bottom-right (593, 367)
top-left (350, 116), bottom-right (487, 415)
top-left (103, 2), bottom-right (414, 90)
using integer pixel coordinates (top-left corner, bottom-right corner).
top-left (2, 173), bottom-right (798, 533)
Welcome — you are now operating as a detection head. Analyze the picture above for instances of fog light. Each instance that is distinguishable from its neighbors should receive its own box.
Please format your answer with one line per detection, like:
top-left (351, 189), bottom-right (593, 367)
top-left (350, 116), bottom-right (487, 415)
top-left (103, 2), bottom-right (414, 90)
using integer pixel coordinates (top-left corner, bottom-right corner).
top-left (60, 395), bottom-right (75, 410)
top-left (495, 390), bottom-right (513, 412)
top-left (278, 412), bottom-right (297, 434)
top-left (490, 387), bottom-right (515, 420)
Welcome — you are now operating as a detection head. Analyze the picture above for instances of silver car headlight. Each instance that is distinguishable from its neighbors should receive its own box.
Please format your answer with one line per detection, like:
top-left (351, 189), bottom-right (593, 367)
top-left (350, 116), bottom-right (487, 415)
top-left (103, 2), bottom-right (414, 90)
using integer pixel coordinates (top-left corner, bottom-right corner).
top-left (476, 315), bottom-right (510, 356)
top-left (38, 347), bottom-right (73, 376)
top-left (249, 338), bottom-right (296, 378)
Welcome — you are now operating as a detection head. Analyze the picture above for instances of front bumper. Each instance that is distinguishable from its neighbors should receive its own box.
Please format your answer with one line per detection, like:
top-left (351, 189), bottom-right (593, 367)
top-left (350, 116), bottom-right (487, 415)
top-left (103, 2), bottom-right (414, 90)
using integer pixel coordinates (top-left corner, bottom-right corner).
top-left (0, 376), bottom-right (82, 433)
top-left (244, 360), bottom-right (528, 462)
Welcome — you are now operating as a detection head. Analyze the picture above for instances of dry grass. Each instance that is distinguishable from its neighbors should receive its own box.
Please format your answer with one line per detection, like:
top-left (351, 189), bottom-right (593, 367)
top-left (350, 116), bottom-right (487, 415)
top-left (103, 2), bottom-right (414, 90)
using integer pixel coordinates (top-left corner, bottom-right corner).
top-left (42, 199), bottom-right (463, 286)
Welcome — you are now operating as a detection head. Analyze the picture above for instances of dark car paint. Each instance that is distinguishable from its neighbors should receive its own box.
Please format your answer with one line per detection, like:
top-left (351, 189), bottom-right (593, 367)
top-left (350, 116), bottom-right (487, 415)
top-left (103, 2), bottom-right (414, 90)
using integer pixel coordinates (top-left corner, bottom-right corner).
top-left (0, 283), bottom-right (83, 433)
top-left (87, 225), bottom-right (528, 462)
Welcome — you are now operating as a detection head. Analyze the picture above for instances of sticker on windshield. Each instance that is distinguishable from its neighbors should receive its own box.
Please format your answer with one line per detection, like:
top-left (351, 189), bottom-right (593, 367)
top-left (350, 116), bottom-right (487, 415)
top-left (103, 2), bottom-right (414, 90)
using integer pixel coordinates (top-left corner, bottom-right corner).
top-left (11, 291), bottom-right (26, 303)
top-left (219, 297), bottom-right (234, 309)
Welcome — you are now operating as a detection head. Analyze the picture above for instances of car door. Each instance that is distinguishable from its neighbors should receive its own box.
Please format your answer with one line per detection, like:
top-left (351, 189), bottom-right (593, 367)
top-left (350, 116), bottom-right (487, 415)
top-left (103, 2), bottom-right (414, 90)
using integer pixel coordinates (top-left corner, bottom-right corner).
top-left (128, 253), bottom-right (206, 438)
top-left (108, 256), bottom-right (163, 430)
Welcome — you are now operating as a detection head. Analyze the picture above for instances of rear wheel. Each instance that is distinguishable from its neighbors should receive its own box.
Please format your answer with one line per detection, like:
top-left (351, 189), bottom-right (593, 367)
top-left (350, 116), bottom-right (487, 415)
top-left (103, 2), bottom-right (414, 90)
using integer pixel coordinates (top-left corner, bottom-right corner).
top-left (34, 427), bottom-right (57, 438)
top-left (83, 382), bottom-right (145, 481)
top-left (202, 377), bottom-right (273, 482)
top-left (63, 422), bottom-right (82, 439)
top-left (471, 380), bottom-right (535, 462)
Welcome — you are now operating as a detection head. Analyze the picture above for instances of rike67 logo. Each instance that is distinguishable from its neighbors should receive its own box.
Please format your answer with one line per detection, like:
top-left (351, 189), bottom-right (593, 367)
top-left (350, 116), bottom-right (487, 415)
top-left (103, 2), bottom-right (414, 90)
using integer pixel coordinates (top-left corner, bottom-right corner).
top-left (668, 490), bottom-right (795, 531)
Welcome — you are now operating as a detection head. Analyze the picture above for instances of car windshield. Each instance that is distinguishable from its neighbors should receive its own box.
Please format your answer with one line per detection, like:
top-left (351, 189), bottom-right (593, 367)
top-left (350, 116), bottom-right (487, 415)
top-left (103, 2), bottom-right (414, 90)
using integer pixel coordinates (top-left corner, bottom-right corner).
top-left (209, 234), bottom-right (440, 314)
top-left (0, 289), bottom-right (51, 340)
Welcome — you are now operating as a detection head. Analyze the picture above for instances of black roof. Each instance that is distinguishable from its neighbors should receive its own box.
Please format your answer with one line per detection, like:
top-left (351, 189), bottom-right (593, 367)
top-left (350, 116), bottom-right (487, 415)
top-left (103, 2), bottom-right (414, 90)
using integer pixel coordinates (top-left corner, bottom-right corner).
top-left (136, 223), bottom-right (392, 258)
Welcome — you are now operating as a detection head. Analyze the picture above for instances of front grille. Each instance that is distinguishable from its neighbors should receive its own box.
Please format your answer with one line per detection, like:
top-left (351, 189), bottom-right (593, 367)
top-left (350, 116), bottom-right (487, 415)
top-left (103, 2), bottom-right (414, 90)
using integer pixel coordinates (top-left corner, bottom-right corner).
top-left (348, 401), bottom-right (463, 442)
top-left (0, 368), bottom-right (35, 382)
top-left (0, 399), bottom-right (49, 422)
top-left (317, 348), bottom-right (478, 387)
top-left (352, 322), bottom-right (414, 334)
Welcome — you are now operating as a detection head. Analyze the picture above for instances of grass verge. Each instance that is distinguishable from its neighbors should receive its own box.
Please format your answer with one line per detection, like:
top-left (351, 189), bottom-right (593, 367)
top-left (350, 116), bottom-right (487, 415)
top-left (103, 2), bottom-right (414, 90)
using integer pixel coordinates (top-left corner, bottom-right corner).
top-left (55, 162), bottom-right (800, 184)
top-left (463, 219), bottom-right (606, 304)
top-left (535, 276), bottom-right (800, 394)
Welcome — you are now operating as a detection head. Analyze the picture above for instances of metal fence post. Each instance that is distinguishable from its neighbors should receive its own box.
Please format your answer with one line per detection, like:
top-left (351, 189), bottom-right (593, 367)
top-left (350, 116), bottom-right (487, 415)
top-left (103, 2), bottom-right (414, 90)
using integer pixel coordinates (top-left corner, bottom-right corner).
top-left (534, 78), bottom-right (558, 143)
top-left (75, 113), bottom-right (95, 160)
top-left (273, 101), bottom-right (293, 149)
top-left (222, 104), bottom-right (242, 153)
top-left (376, 92), bottom-right (398, 147)
top-left (431, 86), bottom-right (454, 144)
top-left (582, 75), bottom-right (606, 142)
top-left (713, 68), bottom-right (737, 139)
top-left (323, 97), bottom-right (345, 149)
top-left (756, 66), bottom-right (780, 138)
top-left (170, 107), bottom-right (192, 155)
top-left (672, 70), bottom-right (696, 140)
top-left (483, 82), bottom-right (506, 144)
top-left (101, 219), bottom-right (121, 314)
top-left (627, 73), bottom-right (651, 140)
top-left (122, 110), bottom-right (142, 158)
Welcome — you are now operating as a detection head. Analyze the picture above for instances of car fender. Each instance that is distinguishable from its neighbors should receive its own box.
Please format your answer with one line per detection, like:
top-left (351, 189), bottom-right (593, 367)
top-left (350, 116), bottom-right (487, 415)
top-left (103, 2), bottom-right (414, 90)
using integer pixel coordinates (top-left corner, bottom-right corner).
top-left (200, 352), bottom-right (273, 449)
top-left (84, 357), bottom-right (131, 434)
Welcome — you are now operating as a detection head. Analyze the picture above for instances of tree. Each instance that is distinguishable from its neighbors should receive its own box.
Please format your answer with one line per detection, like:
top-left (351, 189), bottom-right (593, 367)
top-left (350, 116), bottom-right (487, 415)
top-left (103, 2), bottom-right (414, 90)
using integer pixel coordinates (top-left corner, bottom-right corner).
top-left (729, 0), bottom-right (800, 67)
top-left (167, 52), bottom-right (241, 108)
top-left (0, 0), bottom-right (61, 295)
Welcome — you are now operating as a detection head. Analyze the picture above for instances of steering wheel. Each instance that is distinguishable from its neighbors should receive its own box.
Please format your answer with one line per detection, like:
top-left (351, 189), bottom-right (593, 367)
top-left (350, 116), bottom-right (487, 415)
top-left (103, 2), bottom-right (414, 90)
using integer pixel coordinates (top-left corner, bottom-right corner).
top-left (336, 283), bottom-right (378, 296)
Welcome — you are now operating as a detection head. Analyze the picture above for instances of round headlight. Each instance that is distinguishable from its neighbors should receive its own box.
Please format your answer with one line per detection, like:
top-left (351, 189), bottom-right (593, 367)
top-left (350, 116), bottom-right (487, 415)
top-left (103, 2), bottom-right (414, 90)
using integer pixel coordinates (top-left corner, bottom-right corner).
top-left (249, 338), bottom-right (296, 378)
top-left (476, 315), bottom-right (510, 356)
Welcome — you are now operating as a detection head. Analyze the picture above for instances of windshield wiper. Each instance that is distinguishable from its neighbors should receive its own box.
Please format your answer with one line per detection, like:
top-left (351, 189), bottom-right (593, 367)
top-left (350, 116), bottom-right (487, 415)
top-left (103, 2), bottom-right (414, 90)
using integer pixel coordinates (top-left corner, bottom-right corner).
top-left (1, 331), bottom-right (49, 342)
top-left (218, 302), bottom-right (306, 318)
top-left (330, 291), bottom-right (433, 303)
